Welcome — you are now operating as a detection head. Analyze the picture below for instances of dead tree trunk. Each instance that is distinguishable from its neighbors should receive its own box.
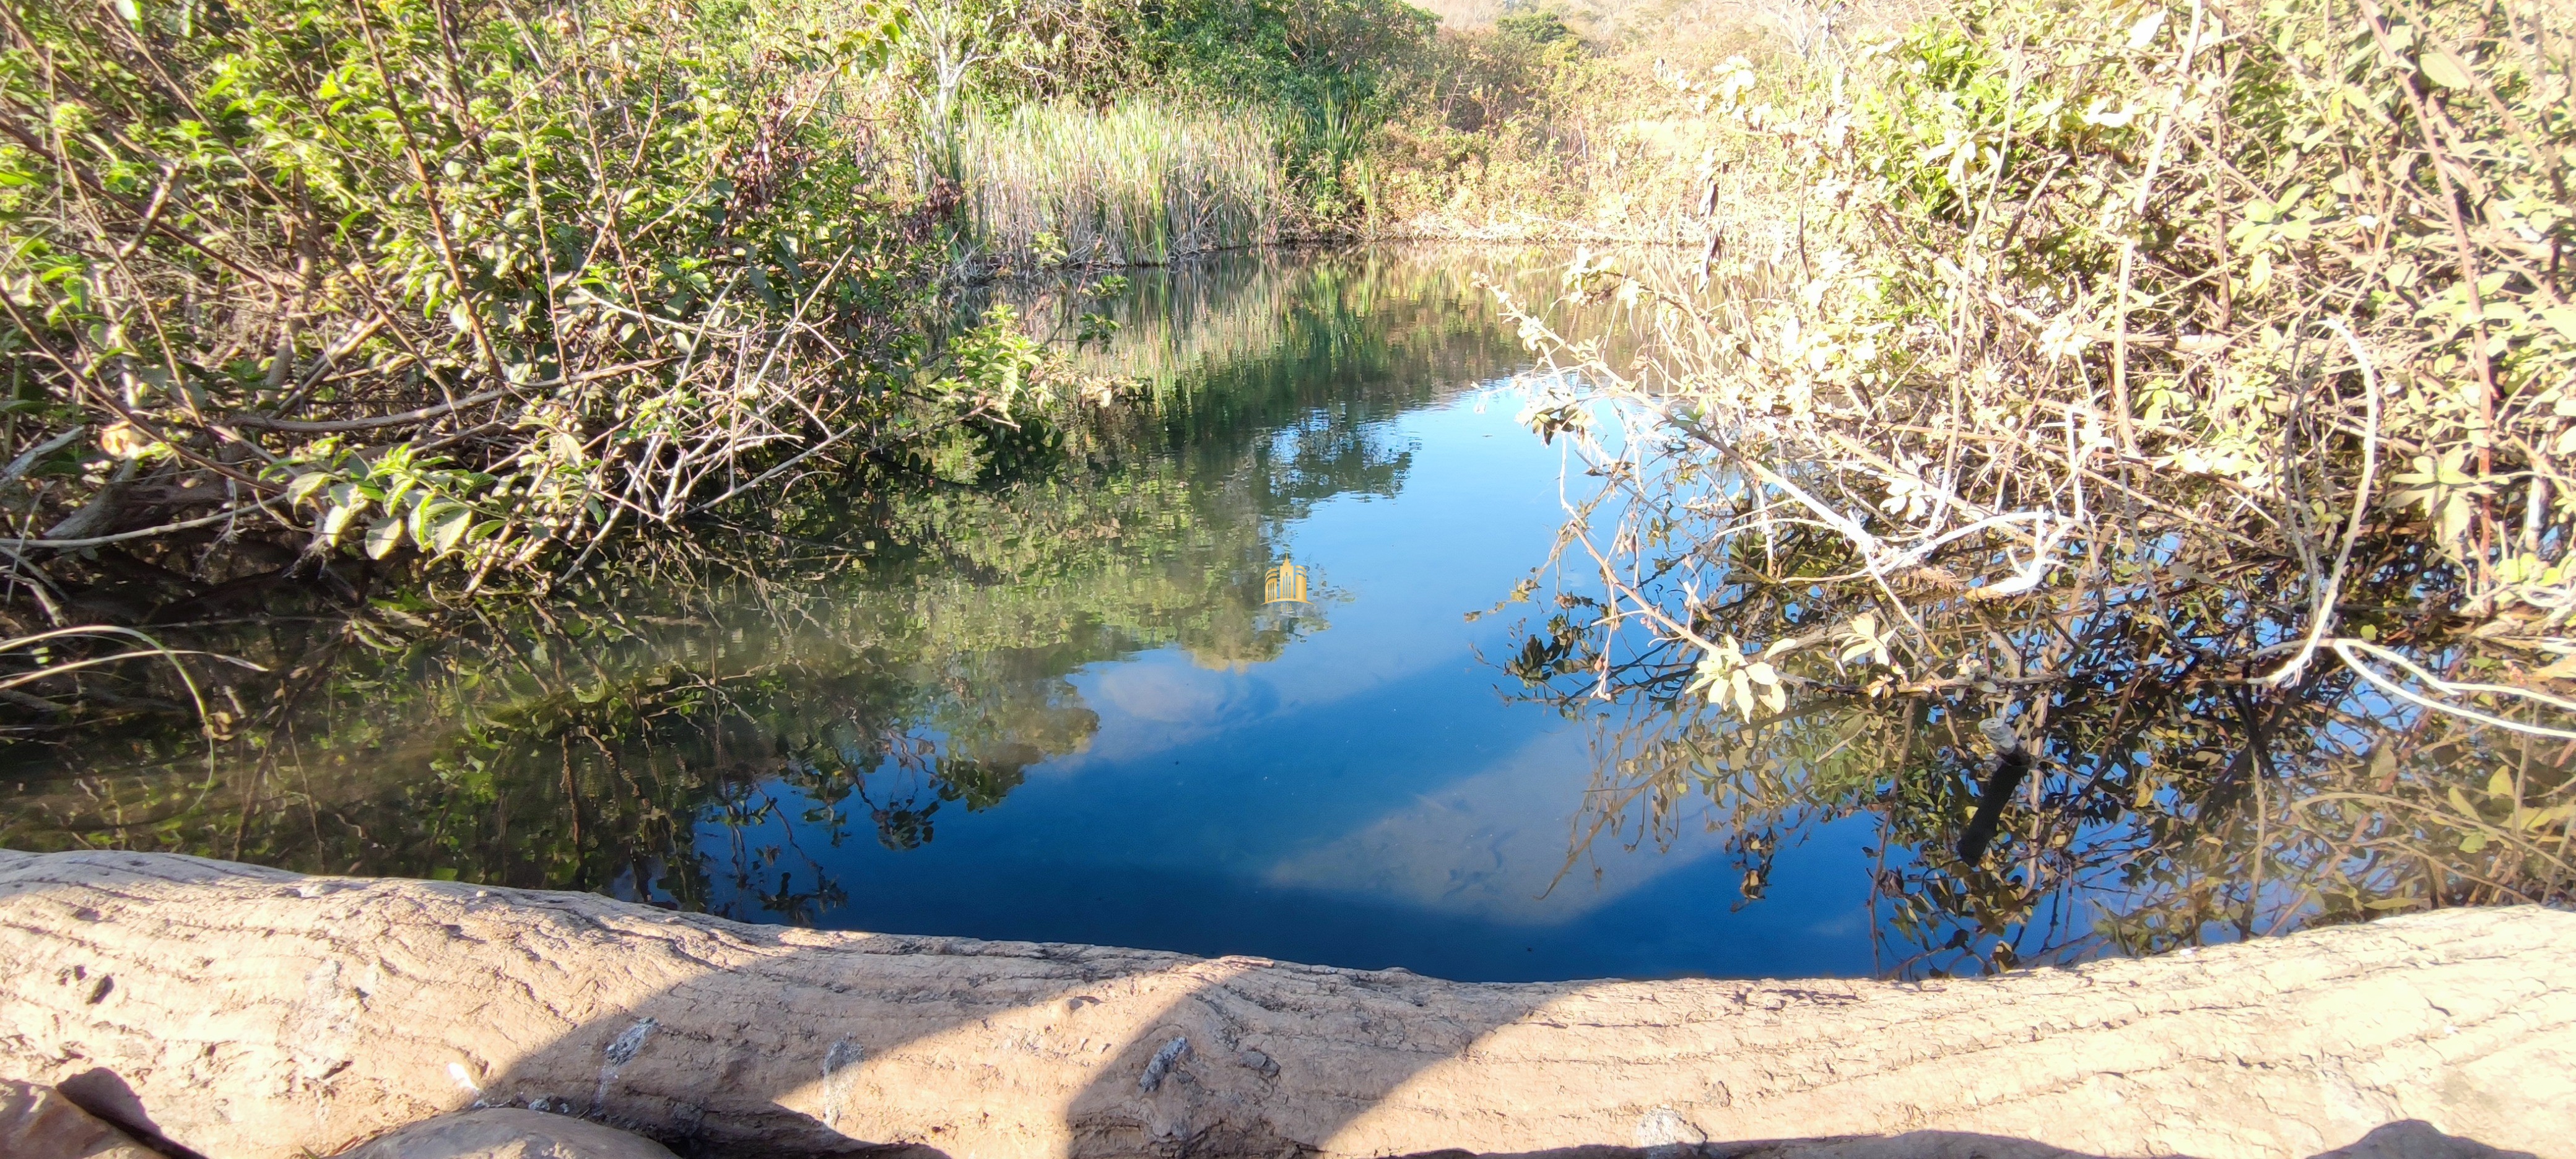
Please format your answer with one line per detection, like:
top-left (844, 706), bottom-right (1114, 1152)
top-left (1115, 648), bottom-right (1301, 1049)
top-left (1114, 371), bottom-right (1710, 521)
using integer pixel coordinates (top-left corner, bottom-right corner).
top-left (1, 849), bottom-right (2569, 1159)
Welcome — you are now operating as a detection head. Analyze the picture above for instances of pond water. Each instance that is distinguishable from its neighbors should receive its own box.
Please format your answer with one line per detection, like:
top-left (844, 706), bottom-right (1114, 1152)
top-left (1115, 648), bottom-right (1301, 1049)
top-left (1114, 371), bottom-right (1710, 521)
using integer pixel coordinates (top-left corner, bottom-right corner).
top-left (667, 255), bottom-right (1884, 981)
top-left (3, 248), bottom-right (1906, 982)
top-left (6, 247), bottom-right (2543, 983)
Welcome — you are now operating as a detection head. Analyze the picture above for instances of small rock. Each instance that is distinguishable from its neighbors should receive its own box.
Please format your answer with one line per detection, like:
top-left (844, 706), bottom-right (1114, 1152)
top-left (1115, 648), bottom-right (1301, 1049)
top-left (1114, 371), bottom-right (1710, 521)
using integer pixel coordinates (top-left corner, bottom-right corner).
top-left (0, 1080), bottom-right (161, 1159)
top-left (338, 1108), bottom-right (679, 1159)
top-left (1636, 1106), bottom-right (1708, 1150)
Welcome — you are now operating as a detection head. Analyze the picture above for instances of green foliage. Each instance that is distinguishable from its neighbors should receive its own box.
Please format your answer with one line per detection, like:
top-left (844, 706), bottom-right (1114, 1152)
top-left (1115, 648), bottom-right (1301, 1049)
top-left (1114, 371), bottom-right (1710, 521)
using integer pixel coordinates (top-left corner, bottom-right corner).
top-left (1494, 8), bottom-right (1575, 47)
top-left (1129, 0), bottom-right (1437, 115)
top-left (290, 443), bottom-right (501, 562)
top-left (0, 0), bottom-right (1060, 604)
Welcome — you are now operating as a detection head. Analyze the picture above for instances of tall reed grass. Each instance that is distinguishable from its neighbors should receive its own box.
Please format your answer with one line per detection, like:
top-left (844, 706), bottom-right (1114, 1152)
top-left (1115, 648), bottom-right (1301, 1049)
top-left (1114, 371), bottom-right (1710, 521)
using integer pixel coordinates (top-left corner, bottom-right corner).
top-left (953, 100), bottom-right (1287, 268)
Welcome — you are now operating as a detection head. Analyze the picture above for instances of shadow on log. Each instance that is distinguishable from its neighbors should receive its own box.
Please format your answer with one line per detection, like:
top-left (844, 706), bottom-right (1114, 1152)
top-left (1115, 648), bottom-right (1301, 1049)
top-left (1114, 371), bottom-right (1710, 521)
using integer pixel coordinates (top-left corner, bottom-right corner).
top-left (1, 850), bottom-right (2570, 1159)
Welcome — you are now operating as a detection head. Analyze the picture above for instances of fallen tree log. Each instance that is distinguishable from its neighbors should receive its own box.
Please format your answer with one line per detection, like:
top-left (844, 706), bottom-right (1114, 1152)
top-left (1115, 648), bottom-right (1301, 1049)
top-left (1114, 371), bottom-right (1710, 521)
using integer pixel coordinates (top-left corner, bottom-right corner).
top-left (1, 849), bottom-right (2569, 1159)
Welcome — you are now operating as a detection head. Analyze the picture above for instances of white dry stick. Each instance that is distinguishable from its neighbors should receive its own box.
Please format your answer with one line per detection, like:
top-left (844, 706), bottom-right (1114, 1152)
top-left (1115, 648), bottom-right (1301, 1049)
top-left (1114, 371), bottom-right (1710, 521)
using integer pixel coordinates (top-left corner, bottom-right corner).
top-left (2253, 319), bottom-right (2381, 687)
top-left (2110, 0), bottom-right (2208, 453)
top-left (2331, 638), bottom-right (2576, 741)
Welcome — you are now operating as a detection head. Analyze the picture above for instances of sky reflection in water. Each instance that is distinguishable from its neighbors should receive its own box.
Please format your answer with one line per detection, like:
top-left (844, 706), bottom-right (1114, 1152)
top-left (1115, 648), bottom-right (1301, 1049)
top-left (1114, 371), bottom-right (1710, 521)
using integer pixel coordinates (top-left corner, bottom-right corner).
top-left (2, 250), bottom-right (1884, 983)
top-left (15, 248), bottom-right (2536, 981)
top-left (679, 385), bottom-right (1878, 981)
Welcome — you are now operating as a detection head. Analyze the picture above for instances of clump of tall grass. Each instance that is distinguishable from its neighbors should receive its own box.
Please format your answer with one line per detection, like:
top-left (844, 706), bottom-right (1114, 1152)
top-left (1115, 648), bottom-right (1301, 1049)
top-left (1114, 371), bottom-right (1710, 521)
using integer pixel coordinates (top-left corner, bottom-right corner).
top-left (953, 100), bottom-right (1287, 269)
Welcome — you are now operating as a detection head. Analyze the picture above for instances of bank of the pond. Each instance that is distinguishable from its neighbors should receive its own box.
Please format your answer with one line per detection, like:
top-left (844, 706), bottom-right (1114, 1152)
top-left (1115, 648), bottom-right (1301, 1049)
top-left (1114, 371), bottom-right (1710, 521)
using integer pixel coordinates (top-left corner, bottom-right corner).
top-left (4, 849), bottom-right (2570, 1159)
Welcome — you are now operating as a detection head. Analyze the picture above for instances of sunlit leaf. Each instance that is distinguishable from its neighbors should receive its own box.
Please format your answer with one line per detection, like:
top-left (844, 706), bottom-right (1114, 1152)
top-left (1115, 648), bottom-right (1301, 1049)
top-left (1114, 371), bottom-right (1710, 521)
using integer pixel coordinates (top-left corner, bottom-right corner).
top-left (431, 507), bottom-right (474, 554)
top-left (2125, 10), bottom-right (2165, 50)
top-left (2418, 50), bottom-right (2474, 90)
top-left (364, 516), bottom-right (404, 559)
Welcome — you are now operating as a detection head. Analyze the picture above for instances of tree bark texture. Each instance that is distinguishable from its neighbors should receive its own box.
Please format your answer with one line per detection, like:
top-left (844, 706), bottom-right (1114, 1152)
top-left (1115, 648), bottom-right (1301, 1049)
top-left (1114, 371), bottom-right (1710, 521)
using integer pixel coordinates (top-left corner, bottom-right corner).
top-left (1, 850), bottom-right (2569, 1159)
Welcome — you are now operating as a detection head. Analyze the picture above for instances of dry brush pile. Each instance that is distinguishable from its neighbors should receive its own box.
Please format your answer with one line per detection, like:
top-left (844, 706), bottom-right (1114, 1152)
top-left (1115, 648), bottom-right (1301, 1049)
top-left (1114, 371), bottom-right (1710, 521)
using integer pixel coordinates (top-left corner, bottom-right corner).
top-left (1500, 0), bottom-right (2576, 970)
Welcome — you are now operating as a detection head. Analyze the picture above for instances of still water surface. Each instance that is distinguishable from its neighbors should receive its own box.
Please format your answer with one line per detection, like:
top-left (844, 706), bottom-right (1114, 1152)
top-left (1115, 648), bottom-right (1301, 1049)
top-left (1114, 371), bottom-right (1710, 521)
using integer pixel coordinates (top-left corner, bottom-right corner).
top-left (674, 356), bottom-right (1878, 982)
top-left (664, 248), bottom-right (1884, 979)
top-left (6, 249), bottom-right (1890, 981)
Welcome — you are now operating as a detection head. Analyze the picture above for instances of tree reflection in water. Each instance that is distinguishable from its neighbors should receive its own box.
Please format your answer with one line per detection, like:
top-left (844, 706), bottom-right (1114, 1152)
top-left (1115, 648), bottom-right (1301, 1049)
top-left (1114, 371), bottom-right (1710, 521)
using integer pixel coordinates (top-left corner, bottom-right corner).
top-left (0, 249), bottom-right (1552, 926)
top-left (1497, 351), bottom-right (2576, 980)
top-left (14, 244), bottom-right (2565, 979)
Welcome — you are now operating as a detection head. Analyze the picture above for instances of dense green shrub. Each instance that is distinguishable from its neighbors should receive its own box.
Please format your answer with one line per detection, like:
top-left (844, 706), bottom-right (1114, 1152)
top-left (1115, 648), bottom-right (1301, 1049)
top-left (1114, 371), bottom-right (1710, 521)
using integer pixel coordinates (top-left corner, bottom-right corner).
top-left (1493, 8), bottom-right (1574, 47)
top-left (0, 0), bottom-right (1050, 602)
top-left (1127, 0), bottom-right (1437, 115)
